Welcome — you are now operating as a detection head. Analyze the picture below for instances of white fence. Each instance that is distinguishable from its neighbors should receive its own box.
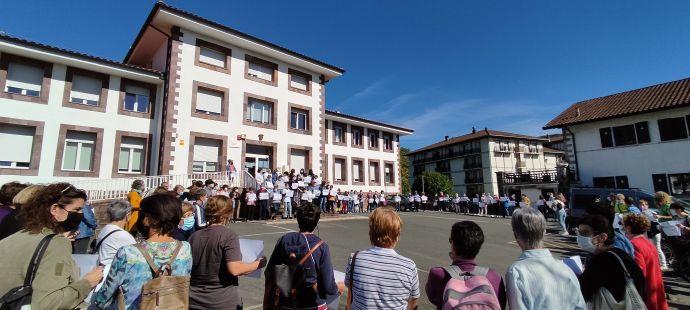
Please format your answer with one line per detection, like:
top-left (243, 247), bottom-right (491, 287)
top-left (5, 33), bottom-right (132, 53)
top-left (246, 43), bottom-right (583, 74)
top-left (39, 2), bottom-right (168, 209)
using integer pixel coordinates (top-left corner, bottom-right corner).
top-left (70, 171), bottom-right (256, 202)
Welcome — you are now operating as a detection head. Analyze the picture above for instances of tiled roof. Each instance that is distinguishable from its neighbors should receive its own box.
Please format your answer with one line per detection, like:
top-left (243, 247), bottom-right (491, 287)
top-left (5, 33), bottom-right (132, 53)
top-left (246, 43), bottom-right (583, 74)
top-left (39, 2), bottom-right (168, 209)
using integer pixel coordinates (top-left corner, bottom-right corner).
top-left (408, 129), bottom-right (547, 155)
top-left (544, 77), bottom-right (690, 129)
top-left (325, 109), bottom-right (413, 133)
top-left (0, 33), bottom-right (162, 76)
top-left (125, 2), bottom-right (344, 74)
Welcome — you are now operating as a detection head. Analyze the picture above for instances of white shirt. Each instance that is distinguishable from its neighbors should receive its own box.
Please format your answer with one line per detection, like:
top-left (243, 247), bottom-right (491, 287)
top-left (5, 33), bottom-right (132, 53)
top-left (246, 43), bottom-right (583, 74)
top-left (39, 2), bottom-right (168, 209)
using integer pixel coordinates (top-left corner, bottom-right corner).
top-left (96, 224), bottom-right (136, 267)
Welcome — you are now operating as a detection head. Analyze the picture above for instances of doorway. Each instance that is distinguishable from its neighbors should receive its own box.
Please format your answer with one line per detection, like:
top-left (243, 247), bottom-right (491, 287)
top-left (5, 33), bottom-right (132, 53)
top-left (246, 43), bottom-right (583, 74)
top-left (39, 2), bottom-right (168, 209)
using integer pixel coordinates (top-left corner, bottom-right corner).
top-left (245, 145), bottom-right (272, 176)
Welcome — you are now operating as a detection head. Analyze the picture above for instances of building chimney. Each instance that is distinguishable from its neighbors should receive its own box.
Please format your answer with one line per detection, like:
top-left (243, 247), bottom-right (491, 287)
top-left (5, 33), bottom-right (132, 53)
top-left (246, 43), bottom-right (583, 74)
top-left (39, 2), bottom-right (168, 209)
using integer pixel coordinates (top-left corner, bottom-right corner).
top-left (472, 127), bottom-right (476, 134)
top-left (444, 135), bottom-right (449, 141)
top-left (576, 108), bottom-right (581, 117)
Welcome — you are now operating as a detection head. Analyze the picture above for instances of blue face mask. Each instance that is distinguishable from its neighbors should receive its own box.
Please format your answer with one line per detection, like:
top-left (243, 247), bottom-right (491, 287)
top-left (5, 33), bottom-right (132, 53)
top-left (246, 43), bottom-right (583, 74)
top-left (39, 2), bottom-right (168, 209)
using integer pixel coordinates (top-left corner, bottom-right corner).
top-left (181, 216), bottom-right (195, 231)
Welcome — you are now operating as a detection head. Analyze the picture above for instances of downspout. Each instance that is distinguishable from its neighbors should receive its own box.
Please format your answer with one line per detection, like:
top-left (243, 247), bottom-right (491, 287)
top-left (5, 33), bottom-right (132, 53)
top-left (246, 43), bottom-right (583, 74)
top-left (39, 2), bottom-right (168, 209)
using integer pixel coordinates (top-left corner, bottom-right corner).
top-left (149, 25), bottom-right (172, 175)
top-left (564, 127), bottom-right (580, 182)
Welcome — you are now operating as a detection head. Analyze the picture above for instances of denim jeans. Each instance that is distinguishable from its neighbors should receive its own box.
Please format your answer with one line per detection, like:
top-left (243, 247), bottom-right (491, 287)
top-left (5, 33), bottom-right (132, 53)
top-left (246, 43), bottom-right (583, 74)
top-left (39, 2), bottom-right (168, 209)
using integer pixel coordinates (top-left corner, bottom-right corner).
top-left (558, 209), bottom-right (567, 232)
top-left (347, 201), bottom-right (354, 213)
top-left (283, 200), bottom-right (292, 218)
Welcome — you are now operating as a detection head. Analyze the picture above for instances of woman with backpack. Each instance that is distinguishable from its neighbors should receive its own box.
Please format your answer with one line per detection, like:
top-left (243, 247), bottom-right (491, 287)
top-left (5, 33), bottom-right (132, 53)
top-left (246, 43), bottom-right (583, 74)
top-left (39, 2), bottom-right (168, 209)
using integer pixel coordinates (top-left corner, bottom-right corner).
top-left (263, 203), bottom-right (341, 309)
top-left (0, 183), bottom-right (103, 309)
top-left (189, 196), bottom-right (267, 309)
top-left (425, 221), bottom-right (506, 309)
top-left (93, 194), bottom-right (193, 309)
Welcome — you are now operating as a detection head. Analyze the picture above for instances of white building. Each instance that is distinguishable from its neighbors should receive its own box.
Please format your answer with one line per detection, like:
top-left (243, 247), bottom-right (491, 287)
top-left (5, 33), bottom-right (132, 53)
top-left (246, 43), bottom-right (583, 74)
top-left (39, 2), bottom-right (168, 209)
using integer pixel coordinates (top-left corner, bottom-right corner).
top-left (408, 128), bottom-right (562, 201)
top-left (0, 2), bottom-right (412, 193)
top-left (545, 77), bottom-right (690, 199)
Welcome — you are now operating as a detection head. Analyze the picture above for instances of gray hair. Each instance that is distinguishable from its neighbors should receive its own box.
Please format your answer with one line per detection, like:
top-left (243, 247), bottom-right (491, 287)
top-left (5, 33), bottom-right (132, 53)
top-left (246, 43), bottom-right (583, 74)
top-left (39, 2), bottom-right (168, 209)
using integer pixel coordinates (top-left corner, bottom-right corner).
top-left (511, 207), bottom-right (546, 249)
top-left (107, 200), bottom-right (132, 222)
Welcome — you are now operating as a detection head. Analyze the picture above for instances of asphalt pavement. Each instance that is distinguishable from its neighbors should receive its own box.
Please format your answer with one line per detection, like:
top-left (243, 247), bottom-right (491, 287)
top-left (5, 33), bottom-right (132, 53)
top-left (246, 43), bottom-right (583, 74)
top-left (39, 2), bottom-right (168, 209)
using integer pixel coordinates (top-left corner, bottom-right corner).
top-left (229, 211), bottom-right (690, 309)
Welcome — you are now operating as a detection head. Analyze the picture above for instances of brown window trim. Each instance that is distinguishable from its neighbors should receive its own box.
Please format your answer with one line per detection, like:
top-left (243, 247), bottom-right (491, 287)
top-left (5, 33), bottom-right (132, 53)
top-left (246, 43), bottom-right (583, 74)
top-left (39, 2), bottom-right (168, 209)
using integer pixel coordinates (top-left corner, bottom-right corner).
top-left (188, 131), bottom-right (228, 174)
top-left (382, 132), bottom-right (394, 153)
top-left (241, 139), bottom-right (278, 173)
top-left (350, 125), bottom-right (364, 149)
top-left (194, 39), bottom-right (232, 74)
top-left (0, 53), bottom-right (52, 104)
top-left (288, 68), bottom-right (312, 96)
top-left (331, 121), bottom-right (347, 146)
top-left (62, 66), bottom-right (110, 113)
top-left (351, 157), bottom-right (366, 185)
top-left (384, 160), bottom-right (396, 186)
top-left (287, 103), bottom-right (313, 135)
top-left (53, 124), bottom-right (104, 177)
top-left (118, 78), bottom-right (157, 119)
top-left (191, 81), bottom-right (229, 122)
top-left (244, 54), bottom-right (278, 87)
top-left (0, 116), bottom-right (44, 176)
top-left (332, 155), bottom-right (348, 185)
top-left (243, 92), bottom-right (278, 130)
top-left (368, 159), bottom-right (381, 186)
top-left (287, 144), bottom-right (312, 172)
top-left (112, 130), bottom-right (152, 178)
top-left (367, 128), bottom-right (380, 151)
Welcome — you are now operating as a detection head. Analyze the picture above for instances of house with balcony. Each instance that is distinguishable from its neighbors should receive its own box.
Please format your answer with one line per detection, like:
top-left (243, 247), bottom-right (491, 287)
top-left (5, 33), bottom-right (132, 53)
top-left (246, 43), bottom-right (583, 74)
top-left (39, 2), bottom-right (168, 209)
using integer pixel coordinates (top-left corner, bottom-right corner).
top-left (408, 128), bottom-right (562, 201)
top-left (0, 2), bottom-right (413, 198)
top-left (544, 77), bottom-right (690, 200)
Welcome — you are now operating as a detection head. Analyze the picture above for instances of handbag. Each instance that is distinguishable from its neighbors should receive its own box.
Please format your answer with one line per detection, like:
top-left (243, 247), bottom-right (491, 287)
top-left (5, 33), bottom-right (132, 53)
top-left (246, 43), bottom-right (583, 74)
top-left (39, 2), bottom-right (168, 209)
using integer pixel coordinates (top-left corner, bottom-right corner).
top-left (588, 251), bottom-right (647, 310)
top-left (345, 251), bottom-right (359, 310)
top-left (0, 234), bottom-right (55, 310)
top-left (272, 234), bottom-right (324, 308)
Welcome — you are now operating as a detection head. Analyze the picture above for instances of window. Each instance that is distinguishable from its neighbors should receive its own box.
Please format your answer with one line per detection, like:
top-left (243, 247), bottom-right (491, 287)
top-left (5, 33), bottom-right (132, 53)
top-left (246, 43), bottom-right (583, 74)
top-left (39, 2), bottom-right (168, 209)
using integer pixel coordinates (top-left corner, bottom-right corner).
top-left (352, 159), bottom-right (364, 182)
top-left (352, 127), bottom-right (363, 147)
top-left (62, 131), bottom-right (96, 171)
top-left (69, 74), bottom-right (101, 106)
top-left (290, 108), bottom-right (309, 131)
top-left (123, 83), bottom-right (150, 113)
top-left (615, 176), bottom-right (629, 189)
top-left (192, 138), bottom-right (220, 173)
top-left (384, 163), bottom-right (394, 184)
top-left (368, 130), bottom-right (379, 149)
top-left (5, 61), bottom-right (43, 97)
top-left (246, 55), bottom-right (277, 85)
top-left (369, 161), bottom-right (380, 183)
top-left (383, 134), bottom-right (393, 151)
top-left (195, 39), bottom-right (231, 73)
top-left (288, 68), bottom-right (311, 94)
top-left (333, 124), bottom-right (345, 144)
top-left (63, 67), bottom-right (109, 112)
top-left (599, 127), bottom-right (614, 148)
top-left (635, 122), bottom-right (650, 143)
top-left (593, 176), bottom-right (616, 189)
top-left (195, 88), bottom-right (223, 115)
top-left (612, 124), bottom-right (636, 146)
top-left (199, 46), bottom-right (226, 68)
top-left (669, 173), bottom-right (690, 196)
top-left (334, 157), bottom-right (346, 182)
top-left (0, 124), bottom-right (35, 169)
top-left (118, 137), bottom-right (145, 173)
top-left (246, 99), bottom-right (272, 124)
top-left (658, 117), bottom-right (688, 141)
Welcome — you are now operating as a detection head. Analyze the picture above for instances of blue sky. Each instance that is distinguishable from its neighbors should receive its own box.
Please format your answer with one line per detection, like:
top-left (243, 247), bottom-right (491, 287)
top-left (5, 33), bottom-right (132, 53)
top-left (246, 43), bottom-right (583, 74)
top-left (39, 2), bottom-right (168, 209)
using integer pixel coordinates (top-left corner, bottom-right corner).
top-left (2, 1), bottom-right (690, 150)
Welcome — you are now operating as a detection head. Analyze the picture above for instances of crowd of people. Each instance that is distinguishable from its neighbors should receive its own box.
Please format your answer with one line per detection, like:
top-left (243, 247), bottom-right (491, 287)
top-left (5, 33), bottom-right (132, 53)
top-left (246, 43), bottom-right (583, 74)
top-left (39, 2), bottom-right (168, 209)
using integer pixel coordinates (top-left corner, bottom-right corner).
top-left (0, 176), bottom-right (687, 309)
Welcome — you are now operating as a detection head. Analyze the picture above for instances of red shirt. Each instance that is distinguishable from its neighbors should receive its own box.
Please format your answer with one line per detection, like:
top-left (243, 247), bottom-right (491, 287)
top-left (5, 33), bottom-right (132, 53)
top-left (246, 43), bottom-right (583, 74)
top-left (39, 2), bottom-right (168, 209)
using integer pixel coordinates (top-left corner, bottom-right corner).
top-left (630, 236), bottom-right (668, 310)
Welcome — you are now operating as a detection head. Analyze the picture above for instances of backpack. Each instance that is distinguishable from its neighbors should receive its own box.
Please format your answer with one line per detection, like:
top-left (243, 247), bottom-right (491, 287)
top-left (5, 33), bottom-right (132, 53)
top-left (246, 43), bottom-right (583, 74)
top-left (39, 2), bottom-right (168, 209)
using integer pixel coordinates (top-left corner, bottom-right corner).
top-left (271, 234), bottom-right (324, 309)
top-left (0, 234), bottom-right (55, 310)
top-left (589, 251), bottom-right (646, 310)
top-left (130, 242), bottom-right (190, 310)
top-left (442, 265), bottom-right (501, 310)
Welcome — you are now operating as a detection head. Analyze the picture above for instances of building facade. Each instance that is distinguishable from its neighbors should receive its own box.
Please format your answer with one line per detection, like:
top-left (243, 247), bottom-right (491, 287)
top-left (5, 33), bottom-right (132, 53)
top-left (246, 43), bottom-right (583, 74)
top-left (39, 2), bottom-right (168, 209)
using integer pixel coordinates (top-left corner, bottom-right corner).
top-left (0, 2), bottom-right (412, 193)
top-left (545, 78), bottom-right (690, 199)
top-left (408, 129), bottom-right (561, 201)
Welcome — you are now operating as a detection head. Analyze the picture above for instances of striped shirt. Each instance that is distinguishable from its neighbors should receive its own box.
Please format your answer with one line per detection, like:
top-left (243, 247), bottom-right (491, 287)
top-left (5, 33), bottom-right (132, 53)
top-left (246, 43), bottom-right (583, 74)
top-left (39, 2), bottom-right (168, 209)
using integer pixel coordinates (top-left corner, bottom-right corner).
top-left (345, 247), bottom-right (420, 310)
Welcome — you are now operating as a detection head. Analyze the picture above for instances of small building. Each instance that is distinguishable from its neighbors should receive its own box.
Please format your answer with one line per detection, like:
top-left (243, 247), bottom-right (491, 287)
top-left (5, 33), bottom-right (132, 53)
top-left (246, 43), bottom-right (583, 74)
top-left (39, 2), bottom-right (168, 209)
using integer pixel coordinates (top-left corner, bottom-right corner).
top-left (544, 77), bottom-right (690, 199)
top-left (407, 128), bottom-right (562, 201)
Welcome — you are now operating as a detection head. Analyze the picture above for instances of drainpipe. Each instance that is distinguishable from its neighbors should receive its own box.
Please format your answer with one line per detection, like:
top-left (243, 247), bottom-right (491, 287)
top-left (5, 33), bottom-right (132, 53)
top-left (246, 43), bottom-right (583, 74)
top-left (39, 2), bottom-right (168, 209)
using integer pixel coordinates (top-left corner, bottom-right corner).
top-left (148, 25), bottom-right (172, 175)
top-left (564, 127), bottom-right (580, 183)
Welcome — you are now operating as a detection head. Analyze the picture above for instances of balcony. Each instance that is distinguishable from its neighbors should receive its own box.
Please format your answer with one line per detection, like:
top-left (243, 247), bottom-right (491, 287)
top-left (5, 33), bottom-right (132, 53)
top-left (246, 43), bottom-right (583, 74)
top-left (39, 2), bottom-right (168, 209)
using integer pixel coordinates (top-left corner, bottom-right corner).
top-left (496, 170), bottom-right (559, 185)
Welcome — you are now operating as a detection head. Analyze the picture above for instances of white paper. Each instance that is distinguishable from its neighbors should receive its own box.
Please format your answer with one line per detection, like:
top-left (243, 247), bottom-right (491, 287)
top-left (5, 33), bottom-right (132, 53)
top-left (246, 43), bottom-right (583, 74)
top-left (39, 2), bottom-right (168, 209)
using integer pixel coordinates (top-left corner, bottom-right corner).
top-left (313, 190), bottom-right (321, 196)
top-left (472, 198), bottom-right (479, 203)
top-left (259, 193), bottom-right (269, 200)
top-left (509, 201), bottom-right (516, 207)
top-left (72, 254), bottom-right (99, 278)
top-left (563, 255), bottom-right (584, 276)
top-left (285, 190), bottom-right (294, 198)
top-left (277, 182), bottom-right (285, 189)
top-left (330, 189), bottom-right (338, 196)
top-left (322, 190), bottom-right (330, 196)
top-left (334, 270), bottom-right (345, 283)
top-left (660, 221), bottom-right (682, 237)
top-left (265, 181), bottom-right (274, 189)
top-left (291, 183), bottom-right (299, 189)
top-left (239, 239), bottom-right (264, 278)
top-left (337, 195), bottom-right (343, 200)
top-left (519, 202), bottom-right (527, 207)
top-left (298, 181), bottom-right (305, 187)
top-left (395, 196), bottom-right (401, 202)
top-left (304, 177), bottom-right (312, 184)
top-left (273, 194), bottom-right (283, 201)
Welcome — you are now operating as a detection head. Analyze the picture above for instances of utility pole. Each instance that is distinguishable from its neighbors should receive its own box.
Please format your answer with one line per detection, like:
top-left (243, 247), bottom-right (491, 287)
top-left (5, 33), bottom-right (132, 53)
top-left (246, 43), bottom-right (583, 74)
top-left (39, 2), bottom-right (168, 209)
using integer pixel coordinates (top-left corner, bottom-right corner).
top-left (422, 176), bottom-right (425, 193)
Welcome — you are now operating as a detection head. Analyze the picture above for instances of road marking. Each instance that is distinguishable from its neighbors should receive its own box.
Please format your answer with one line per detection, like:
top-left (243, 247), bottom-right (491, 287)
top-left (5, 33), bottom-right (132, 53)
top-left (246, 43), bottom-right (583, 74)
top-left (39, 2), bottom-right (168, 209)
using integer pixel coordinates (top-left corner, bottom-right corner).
top-left (244, 304), bottom-right (262, 310)
top-left (240, 231), bottom-right (290, 237)
top-left (418, 268), bottom-right (429, 273)
top-left (264, 224), bottom-right (296, 232)
top-left (398, 213), bottom-right (510, 224)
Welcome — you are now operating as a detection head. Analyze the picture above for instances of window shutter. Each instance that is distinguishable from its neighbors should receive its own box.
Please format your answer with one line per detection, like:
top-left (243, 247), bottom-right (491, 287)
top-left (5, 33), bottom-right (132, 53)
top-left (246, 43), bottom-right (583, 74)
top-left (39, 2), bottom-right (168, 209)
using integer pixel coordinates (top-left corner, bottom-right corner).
top-left (70, 74), bottom-right (101, 104)
top-left (199, 46), bottom-right (226, 67)
top-left (196, 88), bottom-right (223, 114)
top-left (249, 62), bottom-right (273, 81)
top-left (335, 160), bottom-right (342, 180)
top-left (0, 125), bottom-right (34, 163)
top-left (353, 162), bottom-right (360, 181)
top-left (290, 149), bottom-right (307, 172)
top-left (369, 164), bottom-right (376, 181)
top-left (290, 74), bottom-right (308, 90)
top-left (125, 84), bottom-right (150, 97)
top-left (193, 138), bottom-right (220, 163)
top-left (6, 62), bottom-right (43, 92)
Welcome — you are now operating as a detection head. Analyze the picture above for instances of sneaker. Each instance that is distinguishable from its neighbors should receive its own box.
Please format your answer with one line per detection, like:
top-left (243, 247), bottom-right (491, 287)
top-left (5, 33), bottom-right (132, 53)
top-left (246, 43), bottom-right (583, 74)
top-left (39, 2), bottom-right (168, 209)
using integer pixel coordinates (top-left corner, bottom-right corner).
top-left (661, 266), bottom-right (670, 271)
top-left (560, 231), bottom-right (570, 236)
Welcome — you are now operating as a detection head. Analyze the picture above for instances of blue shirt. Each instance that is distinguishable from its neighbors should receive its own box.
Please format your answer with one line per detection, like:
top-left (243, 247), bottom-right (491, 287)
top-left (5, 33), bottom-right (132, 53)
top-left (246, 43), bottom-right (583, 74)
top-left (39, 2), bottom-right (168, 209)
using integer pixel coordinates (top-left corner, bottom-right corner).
top-left (613, 230), bottom-right (635, 257)
top-left (506, 249), bottom-right (586, 310)
top-left (76, 204), bottom-right (97, 239)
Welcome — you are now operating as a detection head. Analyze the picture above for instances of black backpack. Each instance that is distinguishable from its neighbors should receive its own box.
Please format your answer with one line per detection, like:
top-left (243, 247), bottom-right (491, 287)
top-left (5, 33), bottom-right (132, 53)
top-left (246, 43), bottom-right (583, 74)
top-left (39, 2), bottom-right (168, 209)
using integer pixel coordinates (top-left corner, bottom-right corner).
top-left (0, 234), bottom-right (55, 310)
top-left (270, 234), bottom-right (324, 309)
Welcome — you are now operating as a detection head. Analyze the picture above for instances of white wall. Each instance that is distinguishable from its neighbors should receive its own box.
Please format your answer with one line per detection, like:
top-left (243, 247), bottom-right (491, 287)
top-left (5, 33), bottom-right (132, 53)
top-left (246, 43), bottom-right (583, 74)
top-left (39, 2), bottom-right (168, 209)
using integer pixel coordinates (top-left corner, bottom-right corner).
top-left (0, 51), bottom-right (163, 185)
top-left (570, 106), bottom-right (690, 193)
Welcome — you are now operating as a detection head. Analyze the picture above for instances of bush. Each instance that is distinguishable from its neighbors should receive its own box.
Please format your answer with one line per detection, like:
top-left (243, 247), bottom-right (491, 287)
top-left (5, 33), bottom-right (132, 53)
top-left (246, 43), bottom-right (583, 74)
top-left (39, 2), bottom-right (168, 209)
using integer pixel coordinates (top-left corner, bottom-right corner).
top-left (412, 171), bottom-right (453, 195)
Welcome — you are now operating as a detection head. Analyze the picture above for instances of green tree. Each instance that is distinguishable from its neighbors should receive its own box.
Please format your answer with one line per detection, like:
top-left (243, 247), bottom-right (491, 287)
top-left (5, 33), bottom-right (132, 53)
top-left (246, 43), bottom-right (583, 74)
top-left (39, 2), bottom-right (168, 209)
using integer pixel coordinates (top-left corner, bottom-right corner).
top-left (399, 147), bottom-right (411, 194)
top-left (412, 171), bottom-right (453, 196)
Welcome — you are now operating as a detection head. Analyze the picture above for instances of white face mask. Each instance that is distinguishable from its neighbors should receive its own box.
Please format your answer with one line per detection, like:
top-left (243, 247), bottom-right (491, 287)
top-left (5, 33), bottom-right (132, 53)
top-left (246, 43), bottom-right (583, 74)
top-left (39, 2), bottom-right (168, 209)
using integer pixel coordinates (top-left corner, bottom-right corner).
top-left (577, 235), bottom-right (597, 253)
top-left (670, 210), bottom-right (677, 216)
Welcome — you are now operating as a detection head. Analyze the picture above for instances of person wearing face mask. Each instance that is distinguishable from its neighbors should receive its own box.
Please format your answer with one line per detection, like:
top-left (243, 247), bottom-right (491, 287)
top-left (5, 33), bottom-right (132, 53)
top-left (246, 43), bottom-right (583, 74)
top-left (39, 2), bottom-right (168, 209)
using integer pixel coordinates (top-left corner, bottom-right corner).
top-left (173, 202), bottom-right (196, 241)
top-left (192, 189), bottom-right (209, 230)
top-left (622, 214), bottom-right (669, 310)
top-left (577, 214), bottom-right (645, 306)
top-left (126, 180), bottom-right (144, 233)
top-left (173, 184), bottom-right (186, 198)
top-left (0, 183), bottom-right (104, 309)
